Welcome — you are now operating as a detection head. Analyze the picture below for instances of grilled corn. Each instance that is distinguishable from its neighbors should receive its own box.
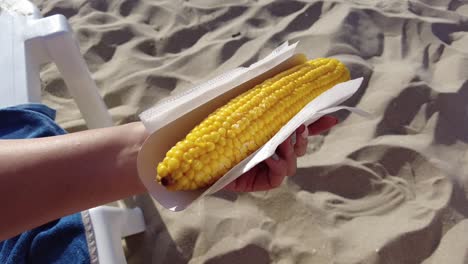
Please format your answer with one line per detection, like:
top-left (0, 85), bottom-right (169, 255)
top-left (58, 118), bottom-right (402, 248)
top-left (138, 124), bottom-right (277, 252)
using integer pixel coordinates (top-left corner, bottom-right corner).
top-left (156, 57), bottom-right (350, 191)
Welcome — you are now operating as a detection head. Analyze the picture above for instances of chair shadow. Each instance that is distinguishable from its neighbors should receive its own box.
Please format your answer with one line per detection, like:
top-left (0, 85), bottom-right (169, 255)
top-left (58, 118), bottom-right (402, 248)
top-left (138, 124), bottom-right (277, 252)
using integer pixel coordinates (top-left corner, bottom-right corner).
top-left (290, 145), bottom-right (423, 201)
top-left (375, 80), bottom-right (468, 145)
top-left (290, 163), bottom-right (375, 200)
top-left (449, 181), bottom-right (468, 218)
top-left (290, 145), bottom-right (452, 201)
top-left (204, 244), bottom-right (270, 264)
top-left (428, 80), bottom-right (468, 145)
top-left (375, 83), bottom-right (432, 137)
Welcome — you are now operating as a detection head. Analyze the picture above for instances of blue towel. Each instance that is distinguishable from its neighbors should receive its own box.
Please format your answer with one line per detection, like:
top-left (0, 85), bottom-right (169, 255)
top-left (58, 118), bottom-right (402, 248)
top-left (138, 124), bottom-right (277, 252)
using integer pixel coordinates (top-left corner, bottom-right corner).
top-left (0, 104), bottom-right (91, 264)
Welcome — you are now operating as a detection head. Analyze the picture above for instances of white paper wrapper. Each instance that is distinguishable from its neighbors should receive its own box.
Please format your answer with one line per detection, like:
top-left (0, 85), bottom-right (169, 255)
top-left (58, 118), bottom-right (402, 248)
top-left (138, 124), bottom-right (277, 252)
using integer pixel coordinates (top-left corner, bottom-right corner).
top-left (137, 42), bottom-right (373, 212)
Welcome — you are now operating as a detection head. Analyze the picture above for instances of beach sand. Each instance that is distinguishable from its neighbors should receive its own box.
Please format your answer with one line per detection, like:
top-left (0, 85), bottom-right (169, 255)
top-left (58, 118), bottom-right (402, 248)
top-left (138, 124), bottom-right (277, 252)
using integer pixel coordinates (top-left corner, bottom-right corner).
top-left (34, 0), bottom-right (468, 263)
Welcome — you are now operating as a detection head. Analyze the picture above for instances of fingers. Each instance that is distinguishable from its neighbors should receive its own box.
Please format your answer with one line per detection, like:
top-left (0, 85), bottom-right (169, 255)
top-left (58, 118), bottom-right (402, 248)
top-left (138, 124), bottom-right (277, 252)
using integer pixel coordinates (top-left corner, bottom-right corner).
top-left (264, 157), bottom-right (287, 188)
top-left (224, 164), bottom-right (263, 192)
top-left (294, 116), bottom-right (338, 156)
top-left (277, 136), bottom-right (297, 176)
top-left (261, 135), bottom-right (297, 191)
top-left (225, 116), bottom-right (340, 193)
top-left (308, 116), bottom-right (339, 135)
top-left (221, 136), bottom-right (295, 192)
top-left (266, 124), bottom-right (312, 179)
top-left (294, 125), bottom-right (308, 157)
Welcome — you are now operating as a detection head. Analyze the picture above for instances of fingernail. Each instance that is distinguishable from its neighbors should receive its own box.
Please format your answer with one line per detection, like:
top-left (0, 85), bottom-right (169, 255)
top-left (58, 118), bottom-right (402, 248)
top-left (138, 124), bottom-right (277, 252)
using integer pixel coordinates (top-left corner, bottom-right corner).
top-left (301, 126), bottom-right (309, 138)
top-left (271, 153), bottom-right (280, 161)
top-left (291, 134), bottom-right (296, 145)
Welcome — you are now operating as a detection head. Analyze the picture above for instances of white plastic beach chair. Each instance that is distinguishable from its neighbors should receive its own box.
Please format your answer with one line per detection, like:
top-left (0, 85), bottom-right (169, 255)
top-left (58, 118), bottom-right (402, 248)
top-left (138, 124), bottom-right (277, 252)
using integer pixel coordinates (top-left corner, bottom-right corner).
top-left (0, 0), bottom-right (145, 263)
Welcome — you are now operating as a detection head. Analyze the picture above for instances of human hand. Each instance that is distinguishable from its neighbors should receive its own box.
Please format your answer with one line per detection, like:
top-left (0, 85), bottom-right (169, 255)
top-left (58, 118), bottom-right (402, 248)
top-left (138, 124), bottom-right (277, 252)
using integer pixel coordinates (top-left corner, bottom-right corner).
top-left (224, 115), bottom-right (339, 192)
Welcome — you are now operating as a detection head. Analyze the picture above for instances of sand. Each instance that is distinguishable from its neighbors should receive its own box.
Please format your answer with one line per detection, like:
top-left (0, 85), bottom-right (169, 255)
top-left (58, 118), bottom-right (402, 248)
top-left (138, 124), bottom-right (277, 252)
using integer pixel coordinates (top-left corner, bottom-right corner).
top-left (33, 0), bottom-right (468, 263)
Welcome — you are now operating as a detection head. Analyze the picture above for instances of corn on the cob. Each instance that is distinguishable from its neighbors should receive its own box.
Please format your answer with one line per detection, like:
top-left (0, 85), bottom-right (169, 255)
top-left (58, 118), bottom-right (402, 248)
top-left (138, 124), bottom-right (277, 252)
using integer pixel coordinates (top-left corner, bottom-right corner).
top-left (156, 57), bottom-right (350, 191)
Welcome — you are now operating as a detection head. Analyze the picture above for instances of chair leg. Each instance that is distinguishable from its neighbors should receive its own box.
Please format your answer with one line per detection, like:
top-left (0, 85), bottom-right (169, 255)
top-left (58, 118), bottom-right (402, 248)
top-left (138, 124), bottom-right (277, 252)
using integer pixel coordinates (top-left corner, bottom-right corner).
top-left (25, 14), bottom-right (113, 129)
top-left (89, 206), bottom-right (146, 264)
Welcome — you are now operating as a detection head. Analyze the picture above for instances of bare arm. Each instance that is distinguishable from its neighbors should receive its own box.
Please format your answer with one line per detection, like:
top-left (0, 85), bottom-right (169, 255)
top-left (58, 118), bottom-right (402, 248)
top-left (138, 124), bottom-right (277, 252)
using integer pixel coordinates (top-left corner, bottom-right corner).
top-left (0, 122), bottom-right (148, 241)
top-left (0, 115), bottom-right (338, 241)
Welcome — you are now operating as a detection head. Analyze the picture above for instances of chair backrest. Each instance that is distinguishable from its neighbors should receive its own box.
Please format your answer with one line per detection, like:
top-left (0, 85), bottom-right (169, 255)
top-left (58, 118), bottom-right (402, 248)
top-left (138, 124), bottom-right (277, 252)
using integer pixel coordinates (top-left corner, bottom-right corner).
top-left (0, 0), bottom-right (113, 129)
top-left (0, 0), bottom-right (42, 106)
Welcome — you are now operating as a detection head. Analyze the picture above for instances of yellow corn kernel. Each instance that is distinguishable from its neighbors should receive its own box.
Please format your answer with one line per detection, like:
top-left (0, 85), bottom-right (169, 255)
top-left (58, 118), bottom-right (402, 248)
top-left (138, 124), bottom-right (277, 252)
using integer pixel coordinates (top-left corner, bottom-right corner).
top-left (156, 57), bottom-right (350, 191)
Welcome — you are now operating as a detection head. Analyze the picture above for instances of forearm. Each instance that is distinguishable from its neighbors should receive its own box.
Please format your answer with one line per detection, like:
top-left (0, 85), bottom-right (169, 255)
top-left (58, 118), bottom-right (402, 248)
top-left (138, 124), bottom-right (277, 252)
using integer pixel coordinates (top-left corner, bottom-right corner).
top-left (0, 122), bottom-right (148, 240)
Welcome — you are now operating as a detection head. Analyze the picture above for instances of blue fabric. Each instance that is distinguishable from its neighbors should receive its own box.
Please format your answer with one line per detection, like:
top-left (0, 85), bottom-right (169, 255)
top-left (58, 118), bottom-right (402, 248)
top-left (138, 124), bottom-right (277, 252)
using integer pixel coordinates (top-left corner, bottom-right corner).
top-left (0, 104), bottom-right (66, 138)
top-left (0, 104), bottom-right (90, 264)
